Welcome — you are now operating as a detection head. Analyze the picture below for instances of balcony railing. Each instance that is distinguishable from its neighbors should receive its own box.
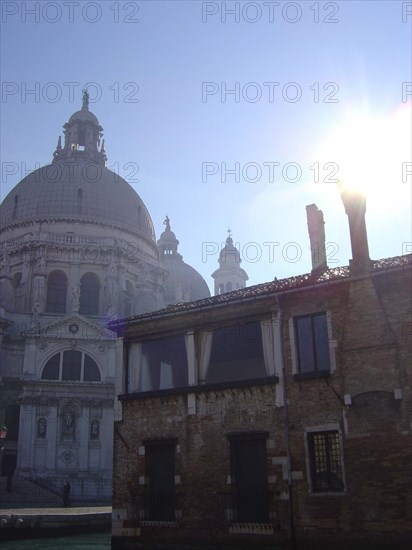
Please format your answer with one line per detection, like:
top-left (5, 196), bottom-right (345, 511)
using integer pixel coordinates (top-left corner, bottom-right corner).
top-left (217, 490), bottom-right (279, 527)
top-left (128, 489), bottom-right (279, 529)
top-left (129, 490), bottom-right (184, 526)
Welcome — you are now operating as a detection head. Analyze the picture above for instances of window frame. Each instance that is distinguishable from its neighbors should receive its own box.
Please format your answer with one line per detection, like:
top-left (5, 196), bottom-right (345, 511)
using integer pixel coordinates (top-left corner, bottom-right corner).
top-left (305, 426), bottom-right (346, 495)
top-left (140, 334), bottom-right (188, 392)
top-left (46, 270), bottom-right (68, 314)
top-left (41, 351), bottom-right (101, 382)
top-left (290, 311), bottom-right (336, 379)
top-left (228, 431), bottom-right (270, 523)
top-left (79, 272), bottom-right (100, 316)
top-left (206, 320), bottom-right (266, 384)
top-left (144, 438), bottom-right (178, 522)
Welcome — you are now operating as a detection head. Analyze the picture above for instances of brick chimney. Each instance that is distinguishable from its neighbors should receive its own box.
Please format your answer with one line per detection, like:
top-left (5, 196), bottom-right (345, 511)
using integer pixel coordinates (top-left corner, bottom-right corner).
top-left (306, 204), bottom-right (327, 273)
top-left (338, 183), bottom-right (371, 274)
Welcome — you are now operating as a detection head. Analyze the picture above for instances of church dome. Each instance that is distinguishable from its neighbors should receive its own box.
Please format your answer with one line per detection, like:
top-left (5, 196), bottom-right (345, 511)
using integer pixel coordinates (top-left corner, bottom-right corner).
top-left (1, 95), bottom-right (155, 242)
top-left (68, 108), bottom-right (100, 125)
top-left (162, 257), bottom-right (211, 304)
top-left (0, 161), bottom-right (155, 240)
top-left (158, 216), bottom-right (210, 304)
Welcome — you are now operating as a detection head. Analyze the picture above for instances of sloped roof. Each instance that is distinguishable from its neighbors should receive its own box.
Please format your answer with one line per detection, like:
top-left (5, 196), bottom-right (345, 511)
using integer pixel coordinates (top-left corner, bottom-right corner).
top-left (109, 254), bottom-right (411, 331)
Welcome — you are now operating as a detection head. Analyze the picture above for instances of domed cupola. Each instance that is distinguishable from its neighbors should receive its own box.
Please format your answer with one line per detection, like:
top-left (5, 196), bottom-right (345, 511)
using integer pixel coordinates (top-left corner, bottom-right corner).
top-left (218, 234), bottom-right (241, 266)
top-left (53, 89), bottom-right (107, 165)
top-left (0, 94), bottom-right (156, 241)
top-left (212, 229), bottom-right (248, 295)
top-left (158, 216), bottom-right (210, 304)
top-left (158, 216), bottom-right (181, 258)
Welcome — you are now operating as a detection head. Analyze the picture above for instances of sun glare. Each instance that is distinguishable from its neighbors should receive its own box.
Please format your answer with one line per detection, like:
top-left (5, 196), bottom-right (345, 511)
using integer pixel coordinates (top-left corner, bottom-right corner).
top-left (315, 105), bottom-right (411, 210)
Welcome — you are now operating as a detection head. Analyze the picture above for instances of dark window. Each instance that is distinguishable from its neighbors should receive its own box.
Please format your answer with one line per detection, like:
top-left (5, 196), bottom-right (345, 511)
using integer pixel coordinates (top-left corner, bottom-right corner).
top-left (41, 353), bottom-right (60, 380)
top-left (46, 271), bottom-right (67, 313)
top-left (42, 351), bottom-right (100, 382)
top-left (229, 434), bottom-right (269, 522)
top-left (11, 272), bottom-right (22, 288)
top-left (145, 441), bottom-right (176, 521)
top-left (207, 321), bottom-right (266, 384)
top-left (5, 405), bottom-right (20, 440)
top-left (84, 354), bottom-right (101, 381)
top-left (141, 335), bottom-right (188, 391)
top-left (307, 430), bottom-right (344, 493)
top-left (294, 313), bottom-right (330, 374)
top-left (79, 273), bottom-right (100, 315)
top-left (62, 350), bottom-right (82, 380)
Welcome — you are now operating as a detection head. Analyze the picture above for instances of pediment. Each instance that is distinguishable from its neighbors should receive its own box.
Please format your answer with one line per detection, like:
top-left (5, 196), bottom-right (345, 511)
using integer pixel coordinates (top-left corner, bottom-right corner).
top-left (26, 313), bottom-right (116, 341)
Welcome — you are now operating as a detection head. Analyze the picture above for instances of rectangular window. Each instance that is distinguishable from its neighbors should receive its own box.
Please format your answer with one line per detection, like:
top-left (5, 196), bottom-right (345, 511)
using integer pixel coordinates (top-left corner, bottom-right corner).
top-left (229, 434), bottom-right (269, 523)
top-left (294, 313), bottom-right (330, 375)
top-left (207, 321), bottom-right (266, 384)
top-left (141, 335), bottom-right (188, 391)
top-left (145, 441), bottom-right (176, 521)
top-left (307, 430), bottom-right (344, 493)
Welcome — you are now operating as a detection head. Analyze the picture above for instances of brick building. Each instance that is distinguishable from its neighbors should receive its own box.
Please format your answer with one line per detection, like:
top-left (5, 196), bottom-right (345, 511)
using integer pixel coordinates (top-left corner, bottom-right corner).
top-left (110, 195), bottom-right (412, 549)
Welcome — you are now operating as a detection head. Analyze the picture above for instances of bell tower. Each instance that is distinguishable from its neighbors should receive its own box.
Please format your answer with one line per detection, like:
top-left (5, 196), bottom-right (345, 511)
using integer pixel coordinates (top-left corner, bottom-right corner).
top-left (211, 229), bottom-right (248, 295)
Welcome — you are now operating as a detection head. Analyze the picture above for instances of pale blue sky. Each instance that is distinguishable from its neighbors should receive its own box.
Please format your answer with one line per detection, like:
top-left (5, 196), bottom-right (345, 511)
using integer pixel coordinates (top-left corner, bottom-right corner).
top-left (1, 0), bottom-right (411, 291)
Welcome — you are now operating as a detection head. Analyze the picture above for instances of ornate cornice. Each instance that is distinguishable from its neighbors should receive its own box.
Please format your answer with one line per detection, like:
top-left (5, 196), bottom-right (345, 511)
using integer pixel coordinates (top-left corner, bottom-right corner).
top-left (25, 312), bottom-right (116, 342)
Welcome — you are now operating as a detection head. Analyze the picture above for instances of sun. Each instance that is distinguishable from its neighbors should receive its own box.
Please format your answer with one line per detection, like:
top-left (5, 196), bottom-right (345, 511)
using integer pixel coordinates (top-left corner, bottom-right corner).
top-left (314, 105), bottom-right (411, 211)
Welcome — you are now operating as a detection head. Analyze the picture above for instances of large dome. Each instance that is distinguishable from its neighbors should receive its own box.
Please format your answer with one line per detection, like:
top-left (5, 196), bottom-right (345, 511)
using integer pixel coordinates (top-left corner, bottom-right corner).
top-left (1, 98), bottom-right (155, 242)
top-left (0, 160), bottom-right (155, 240)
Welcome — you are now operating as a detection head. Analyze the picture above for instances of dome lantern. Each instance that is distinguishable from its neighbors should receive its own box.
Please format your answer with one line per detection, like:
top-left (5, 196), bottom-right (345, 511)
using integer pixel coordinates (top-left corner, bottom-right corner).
top-left (53, 90), bottom-right (106, 165)
top-left (212, 229), bottom-right (248, 295)
top-left (157, 216), bottom-right (210, 303)
top-left (158, 215), bottom-right (181, 258)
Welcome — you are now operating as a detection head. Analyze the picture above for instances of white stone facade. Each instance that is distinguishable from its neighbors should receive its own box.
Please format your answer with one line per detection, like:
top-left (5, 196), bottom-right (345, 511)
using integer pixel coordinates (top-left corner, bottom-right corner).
top-left (0, 98), bottom-right (210, 501)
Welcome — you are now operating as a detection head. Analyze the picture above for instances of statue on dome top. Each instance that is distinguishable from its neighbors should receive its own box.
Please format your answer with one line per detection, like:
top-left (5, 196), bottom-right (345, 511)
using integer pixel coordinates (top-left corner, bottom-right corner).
top-left (82, 88), bottom-right (89, 110)
top-left (164, 215), bottom-right (171, 232)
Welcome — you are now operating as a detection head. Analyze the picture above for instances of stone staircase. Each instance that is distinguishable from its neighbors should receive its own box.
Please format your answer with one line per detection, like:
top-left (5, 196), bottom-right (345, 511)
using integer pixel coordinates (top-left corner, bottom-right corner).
top-left (0, 475), bottom-right (62, 509)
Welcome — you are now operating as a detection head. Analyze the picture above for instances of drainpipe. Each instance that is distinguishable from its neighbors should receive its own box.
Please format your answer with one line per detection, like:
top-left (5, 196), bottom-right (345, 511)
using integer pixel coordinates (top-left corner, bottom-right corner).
top-left (276, 297), bottom-right (297, 550)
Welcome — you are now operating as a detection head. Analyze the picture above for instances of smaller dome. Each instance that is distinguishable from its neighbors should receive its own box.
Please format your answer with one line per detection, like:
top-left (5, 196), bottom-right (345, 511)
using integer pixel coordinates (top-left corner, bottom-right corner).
top-left (157, 216), bottom-right (211, 304)
top-left (219, 236), bottom-right (241, 265)
top-left (161, 258), bottom-right (211, 304)
top-left (158, 216), bottom-right (179, 255)
top-left (68, 109), bottom-right (100, 126)
top-left (67, 91), bottom-right (100, 126)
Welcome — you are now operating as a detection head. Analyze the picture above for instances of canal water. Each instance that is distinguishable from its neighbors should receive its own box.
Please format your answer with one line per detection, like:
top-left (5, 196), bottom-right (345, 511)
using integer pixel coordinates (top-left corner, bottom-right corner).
top-left (1, 532), bottom-right (111, 549)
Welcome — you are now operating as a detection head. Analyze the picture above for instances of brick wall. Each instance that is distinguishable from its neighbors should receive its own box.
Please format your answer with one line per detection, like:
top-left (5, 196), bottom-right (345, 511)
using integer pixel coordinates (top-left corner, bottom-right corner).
top-left (112, 265), bottom-right (412, 547)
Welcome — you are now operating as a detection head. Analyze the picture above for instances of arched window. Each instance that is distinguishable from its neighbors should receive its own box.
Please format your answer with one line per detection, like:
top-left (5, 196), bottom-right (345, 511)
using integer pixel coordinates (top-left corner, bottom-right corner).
top-left (84, 355), bottom-right (100, 381)
top-left (46, 271), bottom-right (67, 313)
top-left (42, 353), bottom-right (60, 380)
top-left (62, 350), bottom-right (82, 380)
top-left (226, 282), bottom-right (232, 292)
top-left (41, 351), bottom-right (101, 382)
top-left (79, 273), bottom-right (100, 315)
top-left (218, 284), bottom-right (225, 295)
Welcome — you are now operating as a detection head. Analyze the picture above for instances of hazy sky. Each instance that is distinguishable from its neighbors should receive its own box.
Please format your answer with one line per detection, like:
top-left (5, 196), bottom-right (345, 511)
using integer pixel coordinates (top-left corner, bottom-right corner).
top-left (1, 0), bottom-right (411, 292)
